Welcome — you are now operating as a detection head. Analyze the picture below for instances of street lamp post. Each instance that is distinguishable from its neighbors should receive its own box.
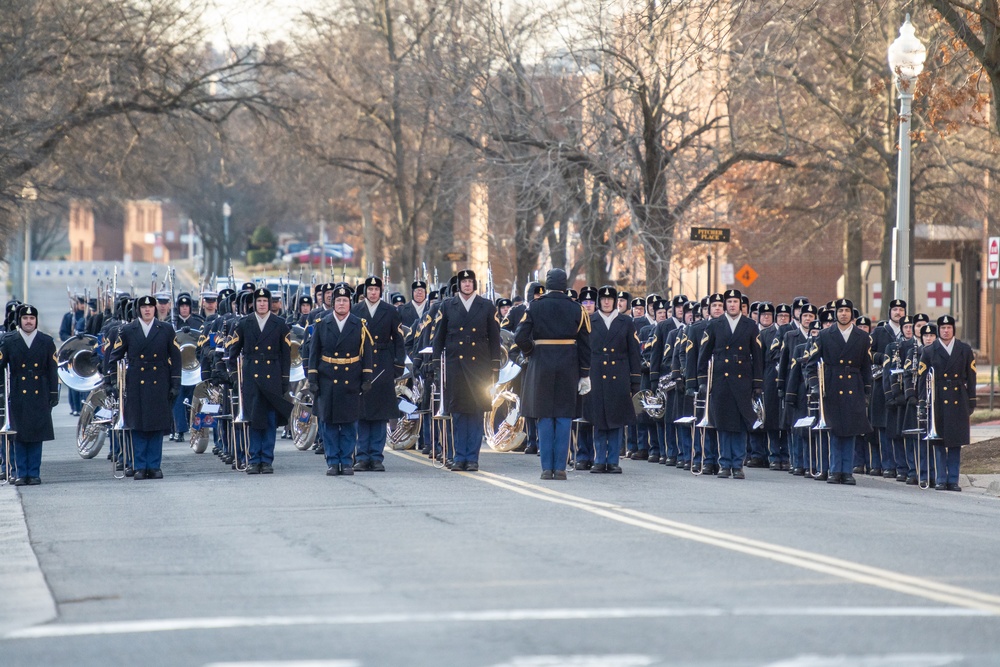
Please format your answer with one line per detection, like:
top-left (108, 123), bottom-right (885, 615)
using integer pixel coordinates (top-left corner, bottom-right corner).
top-left (887, 14), bottom-right (927, 304)
top-left (222, 201), bottom-right (231, 266)
top-left (20, 183), bottom-right (38, 303)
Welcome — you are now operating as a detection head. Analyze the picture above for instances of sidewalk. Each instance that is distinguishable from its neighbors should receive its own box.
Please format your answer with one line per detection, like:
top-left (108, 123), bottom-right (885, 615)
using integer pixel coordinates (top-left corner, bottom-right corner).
top-left (0, 484), bottom-right (58, 636)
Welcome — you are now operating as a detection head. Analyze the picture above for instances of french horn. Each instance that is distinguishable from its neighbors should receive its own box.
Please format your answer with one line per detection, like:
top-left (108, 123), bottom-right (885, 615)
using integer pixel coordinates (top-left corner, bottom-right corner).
top-left (57, 334), bottom-right (103, 392)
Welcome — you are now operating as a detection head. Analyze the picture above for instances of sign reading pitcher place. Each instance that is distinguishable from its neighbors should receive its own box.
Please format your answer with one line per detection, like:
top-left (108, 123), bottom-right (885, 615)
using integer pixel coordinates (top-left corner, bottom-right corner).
top-left (689, 227), bottom-right (731, 243)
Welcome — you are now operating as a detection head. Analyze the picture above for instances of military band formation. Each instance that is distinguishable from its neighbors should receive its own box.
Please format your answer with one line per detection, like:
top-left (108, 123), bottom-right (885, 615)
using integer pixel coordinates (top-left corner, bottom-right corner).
top-left (0, 263), bottom-right (978, 493)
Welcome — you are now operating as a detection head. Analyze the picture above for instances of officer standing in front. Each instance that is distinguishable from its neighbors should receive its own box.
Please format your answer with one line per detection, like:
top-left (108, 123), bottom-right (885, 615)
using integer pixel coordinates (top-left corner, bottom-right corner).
top-left (515, 268), bottom-right (592, 480)
top-left (0, 305), bottom-right (59, 485)
top-left (352, 276), bottom-right (405, 472)
top-left (431, 269), bottom-right (503, 471)
top-left (309, 284), bottom-right (374, 476)
top-left (226, 287), bottom-right (293, 474)
top-left (108, 295), bottom-right (182, 480)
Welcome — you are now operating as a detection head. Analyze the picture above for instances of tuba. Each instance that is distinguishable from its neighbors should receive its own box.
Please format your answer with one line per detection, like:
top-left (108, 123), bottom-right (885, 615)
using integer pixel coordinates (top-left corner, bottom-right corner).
top-left (484, 331), bottom-right (526, 452)
top-left (752, 393), bottom-right (766, 431)
top-left (57, 334), bottom-right (103, 392)
top-left (289, 384), bottom-right (318, 451)
top-left (388, 358), bottom-right (423, 450)
top-left (633, 389), bottom-right (666, 419)
top-left (176, 329), bottom-right (202, 386)
top-left (76, 386), bottom-right (115, 458)
top-left (187, 380), bottom-right (225, 454)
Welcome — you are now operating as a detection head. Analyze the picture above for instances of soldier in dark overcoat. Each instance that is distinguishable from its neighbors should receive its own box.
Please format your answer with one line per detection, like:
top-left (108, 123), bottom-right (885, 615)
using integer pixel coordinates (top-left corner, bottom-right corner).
top-left (431, 269), bottom-right (502, 471)
top-left (515, 269), bottom-right (591, 480)
top-left (0, 305), bottom-right (58, 485)
top-left (648, 295), bottom-right (686, 465)
top-left (107, 295), bottom-right (182, 479)
top-left (585, 286), bottom-right (642, 473)
top-left (398, 280), bottom-right (429, 329)
top-left (784, 321), bottom-right (820, 475)
top-left (308, 284), bottom-right (374, 475)
top-left (805, 298), bottom-right (873, 485)
top-left (501, 282), bottom-right (544, 455)
top-left (697, 289), bottom-right (764, 479)
top-left (870, 298), bottom-right (907, 478)
top-left (917, 315), bottom-right (976, 491)
top-left (226, 287), bottom-right (292, 474)
top-left (685, 295), bottom-right (721, 473)
top-left (758, 303), bottom-right (789, 469)
top-left (351, 276), bottom-right (405, 471)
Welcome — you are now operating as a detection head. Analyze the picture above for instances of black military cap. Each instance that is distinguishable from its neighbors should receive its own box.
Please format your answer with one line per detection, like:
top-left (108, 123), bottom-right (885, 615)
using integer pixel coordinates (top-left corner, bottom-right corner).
top-left (758, 302), bottom-right (775, 315)
top-left (241, 282), bottom-right (255, 292)
top-left (741, 295), bottom-right (750, 306)
top-left (913, 313), bottom-right (930, 324)
top-left (855, 316), bottom-right (872, 327)
top-left (177, 295), bottom-right (192, 307)
top-left (630, 297), bottom-right (644, 308)
top-left (354, 283), bottom-right (365, 297)
top-left (580, 286), bottom-right (598, 302)
top-left (411, 280), bottom-right (427, 291)
top-left (809, 320), bottom-right (823, 331)
top-left (852, 308), bottom-right (860, 319)
top-left (512, 295), bottom-right (524, 304)
top-left (900, 315), bottom-right (914, 326)
top-left (391, 294), bottom-right (405, 305)
top-left (671, 294), bottom-right (688, 307)
top-left (299, 295), bottom-right (313, 306)
top-left (76, 295), bottom-right (86, 304)
top-left (834, 298), bottom-right (853, 310)
top-left (428, 290), bottom-right (440, 301)
top-left (364, 276), bottom-right (382, 289)
top-left (819, 308), bottom-right (836, 323)
top-left (617, 290), bottom-right (632, 303)
top-left (923, 324), bottom-right (939, 337)
top-left (218, 288), bottom-right (235, 301)
top-left (937, 314), bottom-right (956, 327)
top-left (700, 296), bottom-right (710, 308)
top-left (723, 289), bottom-right (742, 301)
top-left (750, 301), bottom-right (760, 312)
top-left (598, 286), bottom-right (617, 300)
top-left (652, 299), bottom-right (668, 313)
top-left (314, 283), bottom-right (324, 294)
top-left (645, 293), bottom-right (661, 305)
top-left (708, 293), bottom-right (725, 304)
top-left (254, 287), bottom-right (271, 300)
top-left (457, 269), bottom-right (476, 283)
top-left (800, 303), bottom-right (819, 316)
top-left (683, 300), bottom-right (698, 313)
top-left (526, 282), bottom-right (545, 298)
top-left (889, 299), bottom-right (907, 310)
top-left (792, 296), bottom-right (809, 309)
top-left (332, 285), bottom-right (352, 299)
top-left (18, 304), bottom-right (37, 318)
top-left (136, 295), bottom-right (156, 308)
top-left (566, 288), bottom-right (579, 300)
top-left (496, 297), bottom-right (512, 308)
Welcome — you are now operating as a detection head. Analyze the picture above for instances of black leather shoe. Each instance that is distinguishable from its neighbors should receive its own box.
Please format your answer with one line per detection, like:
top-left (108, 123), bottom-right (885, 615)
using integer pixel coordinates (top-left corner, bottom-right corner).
top-left (553, 470), bottom-right (567, 480)
top-left (717, 467), bottom-right (732, 478)
top-left (575, 461), bottom-right (592, 471)
top-left (769, 462), bottom-right (781, 470)
top-left (524, 444), bottom-right (539, 455)
top-left (882, 469), bottom-right (895, 478)
top-left (370, 461), bottom-right (386, 472)
top-left (815, 472), bottom-right (829, 481)
top-left (175, 433), bottom-right (185, 443)
top-left (341, 466), bottom-right (354, 476)
top-left (314, 446), bottom-right (325, 455)
top-left (947, 483), bottom-right (962, 492)
top-left (353, 460), bottom-right (372, 472)
top-left (648, 454), bottom-right (660, 464)
top-left (853, 465), bottom-right (865, 474)
top-left (690, 464), bottom-right (701, 474)
top-left (541, 470), bottom-right (554, 480)
top-left (260, 464), bottom-right (274, 474)
top-left (590, 464), bottom-right (608, 473)
top-left (703, 464), bottom-right (718, 475)
top-left (13, 477), bottom-right (27, 486)
top-left (245, 464), bottom-right (261, 475)
top-left (870, 468), bottom-right (882, 476)
top-left (682, 461), bottom-right (691, 470)
top-left (781, 462), bottom-right (791, 471)
top-left (134, 470), bottom-right (148, 480)
top-left (665, 457), bottom-right (677, 466)
top-left (465, 462), bottom-right (479, 472)
top-left (906, 476), bottom-right (918, 486)
top-left (792, 467), bottom-right (805, 476)
top-left (168, 433), bottom-right (176, 442)
top-left (842, 474), bottom-right (857, 486)
top-left (148, 469), bottom-right (163, 479)
top-left (732, 469), bottom-right (745, 480)
top-left (327, 466), bottom-right (339, 476)
top-left (632, 450), bottom-right (649, 461)
top-left (607, 464), bottom-right (622, 474)
top-left (896, 473), bottom-right (907, 482)
top-left (827, 473), bottom-right (842, 484)
top-left (452, 461), bottom-right (468, 471)
top-left (125, 467), bottom-right (135, 477)
top-left (747, 458), bottom-right (767, 468)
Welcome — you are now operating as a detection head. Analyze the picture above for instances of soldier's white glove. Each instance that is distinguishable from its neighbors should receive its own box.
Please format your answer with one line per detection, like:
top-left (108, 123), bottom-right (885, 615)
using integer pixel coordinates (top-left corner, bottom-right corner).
top-left (577, 377), bottom-right (592, 395)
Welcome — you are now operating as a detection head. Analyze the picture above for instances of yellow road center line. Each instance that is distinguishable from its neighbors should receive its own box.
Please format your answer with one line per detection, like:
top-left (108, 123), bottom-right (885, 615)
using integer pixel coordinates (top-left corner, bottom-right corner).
top-left (389, 449), bottom-right (1000, 614)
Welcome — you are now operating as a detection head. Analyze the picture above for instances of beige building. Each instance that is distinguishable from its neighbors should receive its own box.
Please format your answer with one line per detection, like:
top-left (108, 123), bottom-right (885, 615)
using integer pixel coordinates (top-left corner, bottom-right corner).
top-left (123, 198), bottom-right (189, 263)
top-left (68, 200), bottom-right (124, 261)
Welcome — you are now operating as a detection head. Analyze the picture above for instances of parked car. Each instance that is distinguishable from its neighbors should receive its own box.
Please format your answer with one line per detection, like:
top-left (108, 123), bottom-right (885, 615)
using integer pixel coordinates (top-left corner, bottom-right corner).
top-left (283, 243), bottom-right (358, 266)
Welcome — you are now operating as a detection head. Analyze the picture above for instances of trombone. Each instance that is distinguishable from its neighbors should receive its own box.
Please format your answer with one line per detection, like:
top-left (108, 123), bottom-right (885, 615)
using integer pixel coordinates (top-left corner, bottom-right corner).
top-left (808, 358), bottom-right (830, 479)
top-left (692, 357), bottom-right (714, 475)
top-left (0, 367), bottom-right (15, 485)
top-left (230, 355), bottom-right (250, 472)
top-left (111, 359), bottom-right (133, 479)
top-left (913, 367), bottom-right (941, 490)
top-left (431, 354), bottom-right (454, 469)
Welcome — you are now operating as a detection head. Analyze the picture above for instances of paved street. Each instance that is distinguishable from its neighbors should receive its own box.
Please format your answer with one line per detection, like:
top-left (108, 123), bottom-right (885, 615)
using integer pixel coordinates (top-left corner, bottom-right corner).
top-left (2, 407), bottom-right (1000, 667)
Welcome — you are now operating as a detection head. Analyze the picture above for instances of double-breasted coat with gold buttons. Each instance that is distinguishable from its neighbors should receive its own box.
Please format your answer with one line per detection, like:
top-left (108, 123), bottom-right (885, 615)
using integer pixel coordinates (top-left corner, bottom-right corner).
top-left (352, 300), bottom-right (405, 421)
top-left (697, 315), bottom-right (764, 432)
top-left (585, 312), bottom-right (642, 430)
top-left (432, 295), bottom-right (503, 414)
top-left (109, 320), bottom-right (182, 432)
top-left (226, 314), bottom-right (293, 429)
top-left (805, 326), bottom-right (874, 438)
top-left (0, 332), bottom-right (58, 442)
top-left (917, 339), bottom-right (976, 447)
top-left (307, 313), bottom-right (374, 424)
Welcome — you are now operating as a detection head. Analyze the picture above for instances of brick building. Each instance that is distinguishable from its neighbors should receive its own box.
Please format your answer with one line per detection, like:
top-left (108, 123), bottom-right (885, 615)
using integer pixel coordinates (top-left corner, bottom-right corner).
top-left (68, 200), bottom-right (124, 261)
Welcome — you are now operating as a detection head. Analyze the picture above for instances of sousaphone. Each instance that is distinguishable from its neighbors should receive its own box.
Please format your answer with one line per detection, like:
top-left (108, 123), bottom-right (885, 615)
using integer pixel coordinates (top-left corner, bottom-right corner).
top-left (76, 386), bottom-right (116, 458)
top-left (188, 380), bottom-right (225, 453)
top-left (176, 329), bottom-right (202, 386)
top-left (289, 325), bottom-right (306, 382)
top-left (57, 334), bottom-right (103, 392)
